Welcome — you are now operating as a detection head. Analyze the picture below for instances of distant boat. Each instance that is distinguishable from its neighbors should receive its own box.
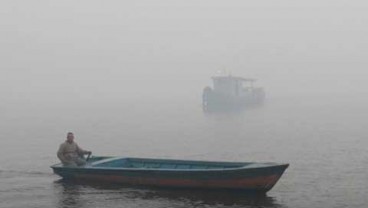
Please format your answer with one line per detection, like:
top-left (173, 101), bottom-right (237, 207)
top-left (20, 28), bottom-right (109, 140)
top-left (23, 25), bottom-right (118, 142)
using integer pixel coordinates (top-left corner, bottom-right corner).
top-left (51, 156), bottom-right (288, 193)
top-left (203, 75), bottom-right (265, 111)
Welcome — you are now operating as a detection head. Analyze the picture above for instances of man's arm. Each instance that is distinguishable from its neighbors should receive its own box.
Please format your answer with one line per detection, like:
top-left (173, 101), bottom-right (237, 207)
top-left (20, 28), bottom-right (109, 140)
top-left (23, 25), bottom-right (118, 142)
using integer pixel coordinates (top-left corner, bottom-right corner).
top-left (57, 144), bottom-right (68, 163)
top-left (76, 144), bottom-right (91, 155)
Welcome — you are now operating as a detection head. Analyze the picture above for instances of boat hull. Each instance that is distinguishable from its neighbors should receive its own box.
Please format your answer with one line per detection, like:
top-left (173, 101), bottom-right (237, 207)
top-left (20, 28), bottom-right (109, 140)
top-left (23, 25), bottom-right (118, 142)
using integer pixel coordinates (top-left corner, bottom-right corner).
top-left (51, 158), bottom-right (288, 193)
top-left (202, 89), bottom-right (265, 112)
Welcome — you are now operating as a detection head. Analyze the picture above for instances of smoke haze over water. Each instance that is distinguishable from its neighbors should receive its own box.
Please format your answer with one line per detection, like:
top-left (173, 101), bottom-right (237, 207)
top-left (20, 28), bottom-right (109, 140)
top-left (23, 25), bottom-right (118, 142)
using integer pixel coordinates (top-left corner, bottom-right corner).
top-left (1, 2), bottom-right (368, 208)
top-left (1, 0), bottom-right (368, 107)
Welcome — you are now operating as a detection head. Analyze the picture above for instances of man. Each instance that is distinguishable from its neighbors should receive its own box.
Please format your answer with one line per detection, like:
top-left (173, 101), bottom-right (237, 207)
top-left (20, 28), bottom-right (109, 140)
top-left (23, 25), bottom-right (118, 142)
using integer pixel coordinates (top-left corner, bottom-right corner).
top-left (57, 132), bottom-right (92, 167)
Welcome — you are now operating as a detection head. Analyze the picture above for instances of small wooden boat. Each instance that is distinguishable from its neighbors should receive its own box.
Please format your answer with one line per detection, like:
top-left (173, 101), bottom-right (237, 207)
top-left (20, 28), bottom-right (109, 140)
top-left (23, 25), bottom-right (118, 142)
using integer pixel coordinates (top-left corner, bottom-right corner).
top-left (51, 156), bottom-right (288, 193)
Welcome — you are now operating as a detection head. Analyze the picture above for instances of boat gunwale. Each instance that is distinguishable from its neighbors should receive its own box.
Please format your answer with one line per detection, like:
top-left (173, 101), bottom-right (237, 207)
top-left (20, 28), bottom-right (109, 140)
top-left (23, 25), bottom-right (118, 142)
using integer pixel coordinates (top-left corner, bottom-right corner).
top-left (50, 157), bottom-right (289, 172)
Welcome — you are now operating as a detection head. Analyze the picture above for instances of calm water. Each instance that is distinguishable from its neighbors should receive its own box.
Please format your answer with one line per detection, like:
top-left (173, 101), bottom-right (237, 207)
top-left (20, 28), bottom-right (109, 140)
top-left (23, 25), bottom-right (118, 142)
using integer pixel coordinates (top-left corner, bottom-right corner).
top-left (0, 94), bottom-right (367, 208)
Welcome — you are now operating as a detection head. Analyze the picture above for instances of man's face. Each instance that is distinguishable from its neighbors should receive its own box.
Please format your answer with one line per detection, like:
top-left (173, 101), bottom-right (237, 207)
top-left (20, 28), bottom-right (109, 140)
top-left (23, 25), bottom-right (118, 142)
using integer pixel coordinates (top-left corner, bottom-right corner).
top-left (67, 133), bottom-right (74, 143)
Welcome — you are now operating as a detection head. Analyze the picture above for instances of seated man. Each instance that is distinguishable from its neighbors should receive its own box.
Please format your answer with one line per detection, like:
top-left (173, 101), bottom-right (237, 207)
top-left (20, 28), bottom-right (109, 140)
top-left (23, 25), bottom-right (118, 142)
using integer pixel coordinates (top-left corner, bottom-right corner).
top-left (57, 132), bottom-right (92, 167)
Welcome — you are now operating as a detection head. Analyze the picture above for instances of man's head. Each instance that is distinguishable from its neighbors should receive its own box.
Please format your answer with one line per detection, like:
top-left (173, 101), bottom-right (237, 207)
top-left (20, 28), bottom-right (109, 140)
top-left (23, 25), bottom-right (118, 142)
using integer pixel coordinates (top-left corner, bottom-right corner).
top-left (66, 132), bottom-right (74, 143)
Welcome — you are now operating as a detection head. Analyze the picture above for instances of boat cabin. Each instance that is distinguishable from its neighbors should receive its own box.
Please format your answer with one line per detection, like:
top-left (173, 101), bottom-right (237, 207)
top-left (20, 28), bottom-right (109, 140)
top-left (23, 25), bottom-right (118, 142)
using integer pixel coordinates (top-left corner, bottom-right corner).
top-left (212, 76), bottom-right (256, 96)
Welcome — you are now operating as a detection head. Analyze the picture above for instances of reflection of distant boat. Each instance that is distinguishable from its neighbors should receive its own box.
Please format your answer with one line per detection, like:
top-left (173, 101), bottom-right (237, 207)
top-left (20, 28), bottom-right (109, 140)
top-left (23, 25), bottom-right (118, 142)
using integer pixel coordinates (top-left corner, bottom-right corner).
top-left (203, 75), bottom-right (265, 111)
top-left (51, 156), bottom-right (288, 193)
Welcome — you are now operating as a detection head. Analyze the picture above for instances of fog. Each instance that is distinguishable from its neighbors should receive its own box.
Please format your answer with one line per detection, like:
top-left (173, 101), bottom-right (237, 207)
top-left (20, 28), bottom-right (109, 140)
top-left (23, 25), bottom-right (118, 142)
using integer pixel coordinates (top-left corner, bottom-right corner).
top-left (1, 0), bottom-right (368, 106)
top-left (2, 2), bottom-right (368, 207)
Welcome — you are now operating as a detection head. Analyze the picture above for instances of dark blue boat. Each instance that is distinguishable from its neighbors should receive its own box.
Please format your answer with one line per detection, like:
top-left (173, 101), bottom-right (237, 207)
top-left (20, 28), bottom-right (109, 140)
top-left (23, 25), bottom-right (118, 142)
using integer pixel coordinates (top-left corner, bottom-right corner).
top-left (51, 156), bottom-right (288, 193)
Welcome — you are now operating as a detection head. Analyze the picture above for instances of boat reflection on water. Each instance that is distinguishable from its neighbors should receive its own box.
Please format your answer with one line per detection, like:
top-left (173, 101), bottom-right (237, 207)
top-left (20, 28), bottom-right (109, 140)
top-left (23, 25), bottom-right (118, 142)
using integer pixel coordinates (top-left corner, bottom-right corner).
top-left (134, 188), bottom-right (280, 207)
top-left (54, 179), bottom-right (284, 208)
top-left (54, 180), bottom-right (85, 208)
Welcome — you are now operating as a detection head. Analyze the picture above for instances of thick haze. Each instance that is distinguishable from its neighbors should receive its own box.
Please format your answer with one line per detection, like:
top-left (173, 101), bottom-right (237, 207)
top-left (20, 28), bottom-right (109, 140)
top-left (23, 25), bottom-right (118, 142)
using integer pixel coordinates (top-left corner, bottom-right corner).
top-left (1, 0), bottom-right (368, 106)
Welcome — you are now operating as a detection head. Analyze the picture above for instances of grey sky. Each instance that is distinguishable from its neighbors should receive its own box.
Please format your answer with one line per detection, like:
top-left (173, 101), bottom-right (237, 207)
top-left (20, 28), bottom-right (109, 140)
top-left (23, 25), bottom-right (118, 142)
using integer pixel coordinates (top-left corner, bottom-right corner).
top-left (1, 0), bottom-right (368, 105)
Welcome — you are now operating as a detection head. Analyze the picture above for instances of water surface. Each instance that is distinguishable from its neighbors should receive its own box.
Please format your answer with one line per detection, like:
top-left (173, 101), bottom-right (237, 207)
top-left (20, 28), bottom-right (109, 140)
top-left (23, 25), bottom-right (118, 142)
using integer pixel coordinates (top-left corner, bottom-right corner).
top-left (0, 94), bottom-right (367, 208)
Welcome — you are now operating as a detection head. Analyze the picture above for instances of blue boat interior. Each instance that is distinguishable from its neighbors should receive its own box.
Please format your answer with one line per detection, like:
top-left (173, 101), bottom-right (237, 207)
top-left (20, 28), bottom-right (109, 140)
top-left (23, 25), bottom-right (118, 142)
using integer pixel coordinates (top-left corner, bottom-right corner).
top-left (90, 157), bottom-right (250, 170)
